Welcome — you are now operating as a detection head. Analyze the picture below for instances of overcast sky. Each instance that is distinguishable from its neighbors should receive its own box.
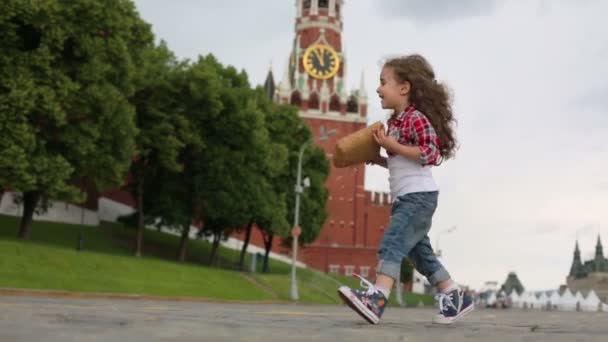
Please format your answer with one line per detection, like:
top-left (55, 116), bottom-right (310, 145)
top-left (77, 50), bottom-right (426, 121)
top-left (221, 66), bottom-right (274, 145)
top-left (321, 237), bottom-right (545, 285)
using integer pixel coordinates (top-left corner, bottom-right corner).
top-left (132, 0), bottom-right (608, 291)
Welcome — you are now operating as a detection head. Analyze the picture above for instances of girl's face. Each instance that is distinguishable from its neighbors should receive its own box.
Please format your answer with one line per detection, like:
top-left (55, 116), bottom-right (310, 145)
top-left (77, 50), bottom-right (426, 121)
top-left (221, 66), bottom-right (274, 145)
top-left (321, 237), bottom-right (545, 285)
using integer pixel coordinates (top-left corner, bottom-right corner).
top-left (376, 66), bottom-right (410, 112)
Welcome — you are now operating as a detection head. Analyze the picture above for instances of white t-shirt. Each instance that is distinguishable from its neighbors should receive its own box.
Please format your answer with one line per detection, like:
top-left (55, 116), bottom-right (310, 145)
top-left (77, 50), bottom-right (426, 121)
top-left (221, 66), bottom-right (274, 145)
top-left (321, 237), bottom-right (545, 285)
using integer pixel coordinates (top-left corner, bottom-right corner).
top-left (387, 154), bottom-right (438, 200)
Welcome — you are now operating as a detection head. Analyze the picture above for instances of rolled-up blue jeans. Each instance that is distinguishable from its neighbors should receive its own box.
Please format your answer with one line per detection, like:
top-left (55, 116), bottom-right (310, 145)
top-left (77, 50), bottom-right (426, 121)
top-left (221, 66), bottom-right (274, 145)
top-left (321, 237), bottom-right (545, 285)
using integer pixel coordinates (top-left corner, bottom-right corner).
top-left (376, 191), bottom-right (451, 285)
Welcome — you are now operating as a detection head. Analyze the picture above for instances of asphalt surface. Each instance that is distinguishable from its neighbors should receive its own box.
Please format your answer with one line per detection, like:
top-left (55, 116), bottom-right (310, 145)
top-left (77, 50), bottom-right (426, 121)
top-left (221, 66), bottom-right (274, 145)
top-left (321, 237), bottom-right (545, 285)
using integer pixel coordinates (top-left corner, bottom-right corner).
top-left (1, 294), bottom-right (607, 341)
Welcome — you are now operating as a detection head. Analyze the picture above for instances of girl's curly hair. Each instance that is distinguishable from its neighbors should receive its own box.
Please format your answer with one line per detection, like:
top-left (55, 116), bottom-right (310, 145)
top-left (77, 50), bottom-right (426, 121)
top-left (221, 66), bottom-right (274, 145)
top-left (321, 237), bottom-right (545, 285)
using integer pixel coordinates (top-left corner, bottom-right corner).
top-left (384, 54), bottom-right (458, 162)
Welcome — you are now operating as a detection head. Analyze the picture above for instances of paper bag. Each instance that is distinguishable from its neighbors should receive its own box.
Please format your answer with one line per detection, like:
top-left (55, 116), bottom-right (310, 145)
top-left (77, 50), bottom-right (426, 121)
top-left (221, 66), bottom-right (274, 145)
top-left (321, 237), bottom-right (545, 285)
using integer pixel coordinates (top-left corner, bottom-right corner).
top-left (333, 121), bottom-right (383, 168)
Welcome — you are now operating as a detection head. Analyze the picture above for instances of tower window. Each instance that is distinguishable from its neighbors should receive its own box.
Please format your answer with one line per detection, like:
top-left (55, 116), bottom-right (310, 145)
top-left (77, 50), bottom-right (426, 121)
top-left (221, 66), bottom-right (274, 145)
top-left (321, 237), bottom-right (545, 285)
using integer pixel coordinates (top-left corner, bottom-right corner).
top-left (309, 92), bottom-right (319, 110)
top-left (303, 0), bottom-right (311, 9)
top-left (329, 94), bottom-right (340, 111)
top-left (319, 0), bottom-right (329, 8)
top-left (346, 94), bottom-right (358, 113)
top-left (290, 91), bottom-right (302, 107)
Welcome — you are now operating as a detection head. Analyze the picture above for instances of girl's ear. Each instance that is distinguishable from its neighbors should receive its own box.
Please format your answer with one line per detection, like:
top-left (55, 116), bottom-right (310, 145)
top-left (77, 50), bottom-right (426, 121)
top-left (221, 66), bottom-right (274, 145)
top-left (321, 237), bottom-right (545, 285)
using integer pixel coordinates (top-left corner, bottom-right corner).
top-left (400, 81), bottom-right (411, 96)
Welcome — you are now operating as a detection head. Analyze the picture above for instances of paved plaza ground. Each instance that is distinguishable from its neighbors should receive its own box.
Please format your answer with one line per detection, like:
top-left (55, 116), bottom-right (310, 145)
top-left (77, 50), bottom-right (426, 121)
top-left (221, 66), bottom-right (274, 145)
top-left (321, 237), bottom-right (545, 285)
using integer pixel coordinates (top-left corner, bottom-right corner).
top-left (1, 294), bottom-right (606, 341)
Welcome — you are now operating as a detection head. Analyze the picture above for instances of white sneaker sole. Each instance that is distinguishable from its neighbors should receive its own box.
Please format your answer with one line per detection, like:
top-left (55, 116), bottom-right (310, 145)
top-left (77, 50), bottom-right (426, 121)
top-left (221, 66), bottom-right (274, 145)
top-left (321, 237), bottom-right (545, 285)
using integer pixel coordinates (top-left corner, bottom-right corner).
top-left (432, 303), bottom-right (475, 325)
top-left (337, 286), bottom-right (380, 324)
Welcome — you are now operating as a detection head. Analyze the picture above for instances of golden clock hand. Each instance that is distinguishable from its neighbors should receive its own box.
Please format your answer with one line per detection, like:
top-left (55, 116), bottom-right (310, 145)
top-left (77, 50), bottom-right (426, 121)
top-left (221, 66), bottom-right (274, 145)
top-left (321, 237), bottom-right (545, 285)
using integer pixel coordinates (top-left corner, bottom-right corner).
top-left (315, 49), bottom-right (325, 67)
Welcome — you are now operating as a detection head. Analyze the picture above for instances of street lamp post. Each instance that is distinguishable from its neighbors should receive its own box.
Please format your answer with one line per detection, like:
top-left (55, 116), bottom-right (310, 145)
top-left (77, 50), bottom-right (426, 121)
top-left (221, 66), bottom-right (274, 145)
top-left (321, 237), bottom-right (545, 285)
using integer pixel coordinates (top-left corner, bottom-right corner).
top-left (435, 225), bottom-right (457, 257)
top-left (290, 141), bottom-right (309, 301)
top-left (290, 127), bottom-right (336, 301)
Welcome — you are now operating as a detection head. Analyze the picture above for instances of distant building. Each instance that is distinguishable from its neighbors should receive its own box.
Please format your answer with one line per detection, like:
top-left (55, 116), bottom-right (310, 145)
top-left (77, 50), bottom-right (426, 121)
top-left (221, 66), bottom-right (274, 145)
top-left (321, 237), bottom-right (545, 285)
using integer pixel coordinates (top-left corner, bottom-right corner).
top-left (567, 236), bottom-right (608, 301)
top-left (501, 271), bottom-right (525, 296)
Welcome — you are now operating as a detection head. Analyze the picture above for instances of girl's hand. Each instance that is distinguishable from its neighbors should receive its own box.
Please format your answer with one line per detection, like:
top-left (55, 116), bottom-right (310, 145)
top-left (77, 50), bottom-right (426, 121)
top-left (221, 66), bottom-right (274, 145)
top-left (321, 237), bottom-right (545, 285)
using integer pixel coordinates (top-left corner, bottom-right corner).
top-left (373, 126), bottom-right (398, 153)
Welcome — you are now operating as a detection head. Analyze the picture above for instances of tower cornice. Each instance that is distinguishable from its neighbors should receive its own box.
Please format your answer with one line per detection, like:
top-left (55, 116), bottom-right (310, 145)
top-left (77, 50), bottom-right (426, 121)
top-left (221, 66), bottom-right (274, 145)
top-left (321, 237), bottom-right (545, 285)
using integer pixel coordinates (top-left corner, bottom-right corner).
top-left (296, 20), bottom-right (342, 33)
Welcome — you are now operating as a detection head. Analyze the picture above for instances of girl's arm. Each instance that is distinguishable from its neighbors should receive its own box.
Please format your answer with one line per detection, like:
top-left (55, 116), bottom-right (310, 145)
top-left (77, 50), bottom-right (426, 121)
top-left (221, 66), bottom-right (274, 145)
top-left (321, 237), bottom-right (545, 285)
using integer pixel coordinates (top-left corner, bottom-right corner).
top-left (385, 143), bottom-right (422, 162)
top-left (373, 127), bottom-right (423, 163)
top-left (373, 115), bottom-right (440, 165)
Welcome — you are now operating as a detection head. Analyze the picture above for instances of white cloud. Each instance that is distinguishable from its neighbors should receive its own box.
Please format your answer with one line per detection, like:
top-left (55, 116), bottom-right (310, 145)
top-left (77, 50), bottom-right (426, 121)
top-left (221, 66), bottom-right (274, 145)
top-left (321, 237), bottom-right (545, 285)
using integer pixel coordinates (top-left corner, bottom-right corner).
top-left (132, 0), bottom-right (608, 291)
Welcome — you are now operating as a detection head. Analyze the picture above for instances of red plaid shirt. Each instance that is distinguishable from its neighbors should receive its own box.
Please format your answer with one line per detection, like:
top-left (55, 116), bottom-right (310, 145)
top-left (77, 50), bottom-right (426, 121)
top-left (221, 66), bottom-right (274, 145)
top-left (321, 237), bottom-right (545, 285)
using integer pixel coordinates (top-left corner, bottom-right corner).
top-left (386, 105), bottom-right (440, 166)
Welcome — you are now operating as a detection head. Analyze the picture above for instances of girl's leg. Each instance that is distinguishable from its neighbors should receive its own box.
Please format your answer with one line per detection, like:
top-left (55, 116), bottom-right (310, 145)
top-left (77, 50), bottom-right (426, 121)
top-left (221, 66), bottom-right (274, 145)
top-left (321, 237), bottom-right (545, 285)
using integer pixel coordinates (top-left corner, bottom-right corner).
top-left (375, 192), bottom-right (439, 295)
top-left (406, 235), bottom-right (452, 288)
top-left (408, 235), bottom-right (474, 324)
top-left (338, 192), bottom-right (440, 324)
top-left (436, 279), bottom-right (456, 292)
top-left (338, 193), bottom-right (430, 324)
top-left (375, 274), bottom-right (395, 291)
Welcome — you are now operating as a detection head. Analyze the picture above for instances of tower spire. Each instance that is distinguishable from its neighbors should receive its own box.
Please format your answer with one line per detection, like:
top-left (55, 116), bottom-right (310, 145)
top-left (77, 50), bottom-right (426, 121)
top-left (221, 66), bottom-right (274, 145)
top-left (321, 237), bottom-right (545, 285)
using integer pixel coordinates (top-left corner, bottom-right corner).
top-left (358, 70), bottom-right (367, 101)
top-left (596, 234), bottom-right (604, 259)
top-left (356, 69), bottom-right (368, 117)
top-left (569, 240), bottom-right (585, 279)
top-left (263, 62), bottom-right (275, 102)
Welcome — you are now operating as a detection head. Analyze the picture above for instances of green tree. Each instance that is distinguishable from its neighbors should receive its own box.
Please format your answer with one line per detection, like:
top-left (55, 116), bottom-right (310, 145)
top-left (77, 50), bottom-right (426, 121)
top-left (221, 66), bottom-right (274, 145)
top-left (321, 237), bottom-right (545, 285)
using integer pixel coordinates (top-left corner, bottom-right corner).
top-left (237, 94), bottom-right (291, 271)
top-left (237, 156), bottom-right (288, 271)
top-left (140, 54), bottom-right (258, 263)
top-left (0, 0), bottom-right (153, 239)
top-left (193, 58), bottom-right (289, 266)
top-left (297, 147), bottom-right (329, 245)
top-left (152, 55), bottom-right (221, 262)
top-left (126, 41), bottom-right (185, 257)
top-left (255, 102), bottom-right (330, 271)
top-left (142, 164), bottom-right (195, 261)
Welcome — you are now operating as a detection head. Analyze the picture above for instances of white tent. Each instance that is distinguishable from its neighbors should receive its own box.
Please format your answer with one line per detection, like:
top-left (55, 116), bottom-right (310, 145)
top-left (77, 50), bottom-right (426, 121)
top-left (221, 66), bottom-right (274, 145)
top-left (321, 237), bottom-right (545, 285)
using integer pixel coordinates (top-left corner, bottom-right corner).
top-left (575, 291), bottom-right (585, 311)
top-left (537, 291), bottom-right (548, 310)
top-left (559, 288), bottom-right (577, 311)
top-left (487, 291), bottom-right (497, 307)
top-left (510, 291), bottom-right (521, 308)
top-left (521, 292), bottom-right (540, 310)
top-left (582, 290), bottom-right (601, 312)
top-left (532, 292), bottom-right (541, 310)
top-left (548, 290), bottom-right (561, 311)
top-left (519, 292), bottom-right (530, 309)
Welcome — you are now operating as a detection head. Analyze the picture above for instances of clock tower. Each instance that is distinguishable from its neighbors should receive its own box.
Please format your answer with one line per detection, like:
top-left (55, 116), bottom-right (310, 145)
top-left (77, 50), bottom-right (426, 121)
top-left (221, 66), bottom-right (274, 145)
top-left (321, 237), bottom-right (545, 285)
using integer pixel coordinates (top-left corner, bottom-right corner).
top-left (271, 0), bottom-right (390, 278)
top-left (277, 0), bottom-right (367, 119)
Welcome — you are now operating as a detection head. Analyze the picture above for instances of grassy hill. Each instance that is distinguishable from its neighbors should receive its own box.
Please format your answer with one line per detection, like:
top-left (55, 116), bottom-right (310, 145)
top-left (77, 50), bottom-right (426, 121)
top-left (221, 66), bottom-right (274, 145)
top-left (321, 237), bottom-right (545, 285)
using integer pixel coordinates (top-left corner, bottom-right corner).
top-left (0, 214), bottom-right (433, 306)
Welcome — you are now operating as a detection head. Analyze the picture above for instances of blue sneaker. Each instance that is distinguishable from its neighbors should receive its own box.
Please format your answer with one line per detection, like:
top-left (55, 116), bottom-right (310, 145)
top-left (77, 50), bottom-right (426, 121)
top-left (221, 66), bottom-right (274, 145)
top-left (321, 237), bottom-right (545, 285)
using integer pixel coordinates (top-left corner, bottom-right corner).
top-left (432, 288), bottom-right (474, 324)
top-left (338, 274), bottom-right (387, 324)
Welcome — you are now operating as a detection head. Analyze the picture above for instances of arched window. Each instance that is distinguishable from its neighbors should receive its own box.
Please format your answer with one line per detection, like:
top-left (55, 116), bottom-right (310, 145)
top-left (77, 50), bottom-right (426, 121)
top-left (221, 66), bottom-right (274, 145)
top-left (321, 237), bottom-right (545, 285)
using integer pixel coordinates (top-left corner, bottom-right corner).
top-left (346, 94), bottom-right (358, 113)
top-left (309, 92), bottom-right (320, 110)
top-left (319, 0), bottom-right (329, 8)
top-left (303, 0), bottom-right (311, 9)
top-left (290, 91), bottom-right (302, 107)
top-left (329, 94), bottom-right (340, 112)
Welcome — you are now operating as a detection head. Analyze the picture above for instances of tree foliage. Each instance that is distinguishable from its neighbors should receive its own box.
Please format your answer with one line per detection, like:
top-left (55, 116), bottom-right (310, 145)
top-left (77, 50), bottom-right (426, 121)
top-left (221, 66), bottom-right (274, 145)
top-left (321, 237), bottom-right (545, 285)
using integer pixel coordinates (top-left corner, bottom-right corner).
top-left (0, 0), bottom-right (153, 239)
top-left (126, 41), bottom-right (185, 257)
top-left (1, 1), bottom-right (332, 267)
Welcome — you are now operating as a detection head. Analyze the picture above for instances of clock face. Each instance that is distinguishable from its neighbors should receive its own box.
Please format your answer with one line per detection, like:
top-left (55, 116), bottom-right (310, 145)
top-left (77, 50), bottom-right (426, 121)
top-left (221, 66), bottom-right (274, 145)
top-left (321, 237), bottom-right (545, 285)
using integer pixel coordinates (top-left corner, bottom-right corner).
top-left (303, 44), bottom-right (340, 80)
